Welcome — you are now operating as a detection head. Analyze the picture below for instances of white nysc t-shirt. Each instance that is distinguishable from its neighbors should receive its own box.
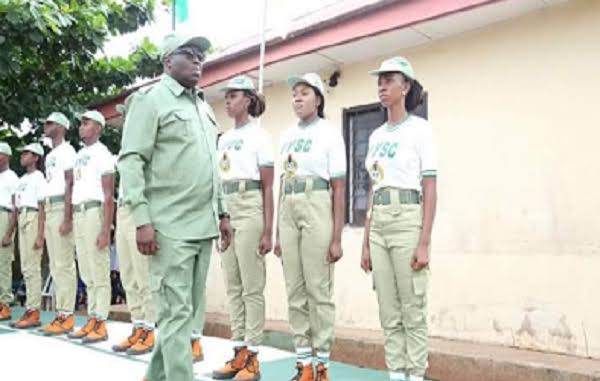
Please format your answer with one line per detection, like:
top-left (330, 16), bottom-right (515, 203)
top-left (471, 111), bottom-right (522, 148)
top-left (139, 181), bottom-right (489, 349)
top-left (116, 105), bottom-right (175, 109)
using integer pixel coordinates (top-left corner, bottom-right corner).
top-left (45, 141), bottom-right (77, 198)
top-left (365, 114), bottom-right (437, 192)
top-left (0, 169), bottom-right (19, 210)
top-left (278, 117), bottom-right (347, 180)
top-left (217, 121), bottom-right (274, 182)
top-left (15, 170), bottom-right (46, 209)
top-left (72, 141), bottom-right (115, 205)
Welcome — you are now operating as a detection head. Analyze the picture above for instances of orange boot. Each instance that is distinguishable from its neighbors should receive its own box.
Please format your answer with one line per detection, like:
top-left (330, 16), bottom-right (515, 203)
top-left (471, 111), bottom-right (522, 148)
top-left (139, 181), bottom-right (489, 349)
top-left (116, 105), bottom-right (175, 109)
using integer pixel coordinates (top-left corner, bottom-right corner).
top-left (212, 346), bottom-right (249, 379)
top-left (40, 313), bottom-right (75, 336)
top-left (290, 362), bottom-right (314, 381)
top-left (83, 319), bottom-right (108, 344)
top-left (127, 329), bottom-right (155, 356)
top-left (233, 350), bottom-right (260, 381)
top-left (112, 326), bottom-right (145, 352)
top-left (192, 338), bottom-right (204, 363)
top-left (68, 317), bottom-right (97, 340)
top-left (315, 363), bottom-right (329, 381)
top-left (0, 304), bottom-right (11, 321)
top-left (11, 308), bottom-right (41, 329)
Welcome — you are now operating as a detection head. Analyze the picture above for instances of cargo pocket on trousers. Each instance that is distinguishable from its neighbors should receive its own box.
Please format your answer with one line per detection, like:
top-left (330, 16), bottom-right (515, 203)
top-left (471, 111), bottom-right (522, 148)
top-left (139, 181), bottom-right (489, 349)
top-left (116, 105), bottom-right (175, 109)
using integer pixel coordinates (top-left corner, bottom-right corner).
top-left (149, 276), bottom-right (166, 322)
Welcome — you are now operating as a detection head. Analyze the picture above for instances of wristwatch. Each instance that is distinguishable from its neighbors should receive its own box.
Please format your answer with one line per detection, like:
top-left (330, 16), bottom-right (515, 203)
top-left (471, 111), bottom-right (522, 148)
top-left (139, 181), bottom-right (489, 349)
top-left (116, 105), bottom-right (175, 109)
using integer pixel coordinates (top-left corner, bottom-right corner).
top-left (218, 212), bottom-right (230, 220)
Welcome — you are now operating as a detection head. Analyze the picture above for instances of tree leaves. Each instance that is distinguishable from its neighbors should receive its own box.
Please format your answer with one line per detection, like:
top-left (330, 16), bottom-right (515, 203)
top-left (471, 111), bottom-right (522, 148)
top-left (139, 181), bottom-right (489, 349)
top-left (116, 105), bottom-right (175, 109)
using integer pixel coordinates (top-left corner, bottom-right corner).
top-left (0, 0), bottom-right (163, 168)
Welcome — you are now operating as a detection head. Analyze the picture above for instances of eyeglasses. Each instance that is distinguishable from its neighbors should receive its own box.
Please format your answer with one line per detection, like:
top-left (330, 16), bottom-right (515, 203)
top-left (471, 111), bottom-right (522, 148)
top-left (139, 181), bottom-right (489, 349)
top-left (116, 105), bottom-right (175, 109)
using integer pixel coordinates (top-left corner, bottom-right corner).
top-left (170, 47), bottom-right (206, 63)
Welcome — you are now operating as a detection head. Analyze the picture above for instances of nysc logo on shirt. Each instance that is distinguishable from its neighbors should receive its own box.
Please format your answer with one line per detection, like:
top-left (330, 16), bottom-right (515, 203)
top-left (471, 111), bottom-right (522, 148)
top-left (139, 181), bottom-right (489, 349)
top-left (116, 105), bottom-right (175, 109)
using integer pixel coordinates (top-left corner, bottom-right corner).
top-left (222, 139), bottom-right (244, 151)
top-left (368, 142), bottom-right (399, 159)
top-left (369, 161), bottom-right (384, 185)
top-left (283, 153), bottom-right (298, 178)
top-left (281, 138), bottom-right (312, 154)
top-left (219, 152), bottom-right (231, 173)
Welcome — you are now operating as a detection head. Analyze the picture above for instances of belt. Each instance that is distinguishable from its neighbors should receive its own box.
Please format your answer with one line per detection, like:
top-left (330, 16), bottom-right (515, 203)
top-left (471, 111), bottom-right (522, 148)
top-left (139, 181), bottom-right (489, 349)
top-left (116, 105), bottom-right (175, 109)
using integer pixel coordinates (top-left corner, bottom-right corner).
top-left (74, 200), bottom-right (102, 212)
top-left (19, 207), bottom-right (39, 213)
top-left (46, 195), bottom-right (65, 204)
top-left (0, 206), bottom-right (13, 213)
top-left (223, 180), bottom-right (261, 195)
top-left (373, 188), bottom-right (420, 205)
top-left (284, 177), bottom-right (330, 194)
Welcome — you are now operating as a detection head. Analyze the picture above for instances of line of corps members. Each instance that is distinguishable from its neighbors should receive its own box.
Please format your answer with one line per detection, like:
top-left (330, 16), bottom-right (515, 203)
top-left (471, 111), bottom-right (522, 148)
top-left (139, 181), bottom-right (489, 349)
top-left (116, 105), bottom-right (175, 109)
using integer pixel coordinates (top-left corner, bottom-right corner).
top-left (0, 32), bottom-right (437, 381)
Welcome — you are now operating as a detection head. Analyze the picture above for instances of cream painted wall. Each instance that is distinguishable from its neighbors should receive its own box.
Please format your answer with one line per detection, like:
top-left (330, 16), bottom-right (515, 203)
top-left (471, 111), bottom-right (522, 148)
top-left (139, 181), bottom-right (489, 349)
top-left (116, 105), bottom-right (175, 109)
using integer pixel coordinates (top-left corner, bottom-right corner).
top-left (205, 0), bottom-right (600, 358)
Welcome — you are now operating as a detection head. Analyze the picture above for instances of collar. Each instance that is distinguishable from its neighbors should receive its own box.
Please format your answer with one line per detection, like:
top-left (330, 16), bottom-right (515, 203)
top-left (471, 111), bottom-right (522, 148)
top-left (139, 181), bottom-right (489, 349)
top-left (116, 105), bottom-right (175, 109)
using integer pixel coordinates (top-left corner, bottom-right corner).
top-left (162, 74), bottom-right (204, 99)
top-left (298, 115), bottom-right (320, 128)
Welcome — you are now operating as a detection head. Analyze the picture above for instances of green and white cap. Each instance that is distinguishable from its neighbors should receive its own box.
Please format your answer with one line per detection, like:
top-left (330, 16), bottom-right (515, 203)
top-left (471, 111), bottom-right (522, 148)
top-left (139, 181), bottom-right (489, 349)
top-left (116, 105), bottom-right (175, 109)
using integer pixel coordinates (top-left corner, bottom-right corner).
top-left (0, 142), bottom-right (12, 156)
top-left (369, 56), bottom-right (415, 80)
top-left (78, 110), bottom-right (106, 128)
top-left (161, 32), bottom-right (211, 59)
top-left (20, 143), bottom-right (44, 156)
top-left (221, 75), bottom-right (256, 92)
top-left (287, 73), bottom-right (325, 95)
top-left (44, 112), bottom-right (70, 130)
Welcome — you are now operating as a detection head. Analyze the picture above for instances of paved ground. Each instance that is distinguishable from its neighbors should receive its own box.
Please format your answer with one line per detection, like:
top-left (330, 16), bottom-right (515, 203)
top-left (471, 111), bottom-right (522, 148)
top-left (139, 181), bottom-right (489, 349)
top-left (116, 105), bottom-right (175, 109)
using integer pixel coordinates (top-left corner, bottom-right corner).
top-left (1, 307), bottom-right (393, 381)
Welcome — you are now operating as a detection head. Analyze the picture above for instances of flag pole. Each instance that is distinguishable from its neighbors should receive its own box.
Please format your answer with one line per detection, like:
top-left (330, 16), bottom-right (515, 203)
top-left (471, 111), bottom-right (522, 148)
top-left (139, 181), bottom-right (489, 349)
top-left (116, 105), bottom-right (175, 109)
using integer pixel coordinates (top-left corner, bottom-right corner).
top-left (258, 0), bottom-right (268, 94)
top-left (171, 0), bottom-right (176, 31)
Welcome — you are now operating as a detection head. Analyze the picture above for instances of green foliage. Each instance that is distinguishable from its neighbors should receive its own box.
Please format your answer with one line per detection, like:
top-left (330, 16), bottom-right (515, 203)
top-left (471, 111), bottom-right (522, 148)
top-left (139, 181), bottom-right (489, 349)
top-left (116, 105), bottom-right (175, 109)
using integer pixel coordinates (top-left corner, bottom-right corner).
top-left (0, 0), bottom-right (163, 167)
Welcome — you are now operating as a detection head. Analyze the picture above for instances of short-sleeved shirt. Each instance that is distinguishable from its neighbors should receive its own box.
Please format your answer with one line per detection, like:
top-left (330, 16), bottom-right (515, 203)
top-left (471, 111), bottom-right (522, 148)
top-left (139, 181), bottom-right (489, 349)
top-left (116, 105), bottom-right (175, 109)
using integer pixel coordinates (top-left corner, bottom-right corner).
top-left (15, 170), bottom-right (46, 209)
top-left (73, 141), bottom-right (115, 205)
top-left (365, 114), bottom-right (437, 192)
top-left (217, 121), bottom-right (274, 181)
top-left (0, 169), bottom-right (19, 210)
top-left (45, 141), bottom-right (77, 198)
top-left (278, 117), bottom-right (347, 180)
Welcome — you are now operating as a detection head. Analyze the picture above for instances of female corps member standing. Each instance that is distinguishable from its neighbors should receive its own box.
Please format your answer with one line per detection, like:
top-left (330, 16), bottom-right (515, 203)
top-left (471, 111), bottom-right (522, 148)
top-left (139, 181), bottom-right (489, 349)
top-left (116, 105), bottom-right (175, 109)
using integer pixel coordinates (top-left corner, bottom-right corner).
top-left (11, 143), bottom-right (46, 329)
top-left (212, 75), bottom-right (273, 381)
top-left (361, 57), bottom-right (438, 381)
top-left (275, 73), bottom-right (346, 381)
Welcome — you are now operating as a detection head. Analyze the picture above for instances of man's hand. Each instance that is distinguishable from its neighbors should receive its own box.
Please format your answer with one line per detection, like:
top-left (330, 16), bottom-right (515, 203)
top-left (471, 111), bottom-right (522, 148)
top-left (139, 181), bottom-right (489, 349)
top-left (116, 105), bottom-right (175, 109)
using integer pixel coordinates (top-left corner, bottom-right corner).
top-left (411, 244), bottom-right (430, 271)
top-left (327, 239), bottom-right (343, 264)
top-left (33, 235), bottom-right (44, 250)
top-left (137, 224), bottom-right (159, 255)
top-left (273, 239), bottom-right (282, 258)
top-left (258, 232), bottom-right (272, 256)
top-left (219, 217), bottom-right (233, 252)
top-left (96, 230), bottom-right (110, 251)
top-left (59, 220), bottom-right (72, 236)
top-left (1, 234), bottom-right (12, 247)
top-left (361, 245), bottom-right (372, 273)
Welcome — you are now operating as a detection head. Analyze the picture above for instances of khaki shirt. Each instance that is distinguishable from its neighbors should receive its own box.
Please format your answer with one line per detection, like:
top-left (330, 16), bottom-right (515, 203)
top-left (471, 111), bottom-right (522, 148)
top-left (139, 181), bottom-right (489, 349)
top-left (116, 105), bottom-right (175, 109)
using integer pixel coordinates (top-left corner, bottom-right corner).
top-left (118, 74), bottom-right (226, 240)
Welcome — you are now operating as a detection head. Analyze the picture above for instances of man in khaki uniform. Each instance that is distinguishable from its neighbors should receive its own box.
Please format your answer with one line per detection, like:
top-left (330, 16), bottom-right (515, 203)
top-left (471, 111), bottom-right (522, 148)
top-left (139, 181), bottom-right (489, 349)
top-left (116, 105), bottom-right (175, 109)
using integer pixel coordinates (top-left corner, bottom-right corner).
top-left (39, 112), bottom-right (79, 336)
top-left (118, 32), bottom-right (232, 381)
top-left (0, 142), bottom-right (18, 321)
top-left (67, 110), bottom-right (115, 344)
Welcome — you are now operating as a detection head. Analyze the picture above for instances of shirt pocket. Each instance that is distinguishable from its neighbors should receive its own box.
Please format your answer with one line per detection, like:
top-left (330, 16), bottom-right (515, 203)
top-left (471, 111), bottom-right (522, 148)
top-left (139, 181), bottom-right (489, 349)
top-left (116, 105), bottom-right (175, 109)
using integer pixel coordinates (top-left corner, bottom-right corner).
top-left (159, 109), bottom-right (192, 138)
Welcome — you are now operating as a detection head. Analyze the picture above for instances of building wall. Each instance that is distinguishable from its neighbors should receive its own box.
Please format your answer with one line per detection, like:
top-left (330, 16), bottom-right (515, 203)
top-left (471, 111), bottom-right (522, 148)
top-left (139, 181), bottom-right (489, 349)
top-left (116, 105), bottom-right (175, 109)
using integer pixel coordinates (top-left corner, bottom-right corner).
top-left (205, 0), bottom-right (600, 358)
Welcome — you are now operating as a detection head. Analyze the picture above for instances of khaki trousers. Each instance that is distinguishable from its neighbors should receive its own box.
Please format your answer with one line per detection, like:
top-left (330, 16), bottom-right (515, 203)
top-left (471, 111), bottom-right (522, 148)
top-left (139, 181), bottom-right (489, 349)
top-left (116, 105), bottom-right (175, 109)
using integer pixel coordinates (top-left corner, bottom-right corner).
top-left (73, 206), bottom-right (110, 319)
top-left (221, 190), bottom-right (266, 345)
top-left (18, 210), bottom-right (42, 310)
top-left (370, 193), bottom-right (429, 377)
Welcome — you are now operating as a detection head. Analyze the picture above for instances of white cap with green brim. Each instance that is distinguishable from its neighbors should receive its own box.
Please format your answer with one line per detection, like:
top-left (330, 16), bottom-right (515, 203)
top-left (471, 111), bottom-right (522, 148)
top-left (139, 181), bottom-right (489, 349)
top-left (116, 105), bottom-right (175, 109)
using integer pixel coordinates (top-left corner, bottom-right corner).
top-left (19, 143), bottom-right (44, 156)
top-left (287, 73), bottom-right (325, 95)
top-left (369, 56), bottom-right (416, 80)
top-left (77, 110), bottom-right (106, 128)
top-left (221, 75), bottom-right (256, 92)
top-left (0, 142), bottom-right (12, 156)
top-left (44, 112), bottom-right (70, 130)
top-left (161, 32), bottom-right (211, 60)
